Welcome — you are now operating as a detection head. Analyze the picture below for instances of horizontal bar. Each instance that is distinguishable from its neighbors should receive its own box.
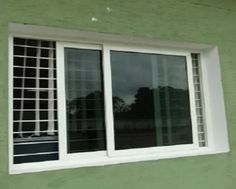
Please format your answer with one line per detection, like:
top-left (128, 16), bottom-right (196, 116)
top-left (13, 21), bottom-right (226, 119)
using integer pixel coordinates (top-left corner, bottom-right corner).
top-left (13, 76), bottom-right (56, 80)
top-left (14, 140), bottom-right (58, 145)
top-left (198, 131), bottom-right (205, 134)
top-left (13, 151), bottom-right (58, 157)
top-left (13, 120), bottom-right (58, 122)
top-left (13, 65), bottom-right (56, 70)
top-left (14, 55), bottom-right (56, 60)
top-left (14, 136), bottom-right (58, 143)
top-left (14, 130), bottom-right (58, 134)
top-left (13, 87), bottom-right (56, 90)
top-left (14, 109), bottom-right (57, 111)
top-left (13, 98), bottom-right (57, 100)
top-left (14, 44), bottom-right (55, 50)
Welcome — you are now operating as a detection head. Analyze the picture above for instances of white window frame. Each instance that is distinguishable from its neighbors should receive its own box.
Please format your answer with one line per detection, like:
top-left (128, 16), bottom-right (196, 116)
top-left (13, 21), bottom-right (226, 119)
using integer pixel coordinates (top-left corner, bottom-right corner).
top-left (57, 42), bottom-right (107, 161)
top-left (8, 23), bottom-right (230, 174)
top-left (57, 42), bottom-right (199, 160)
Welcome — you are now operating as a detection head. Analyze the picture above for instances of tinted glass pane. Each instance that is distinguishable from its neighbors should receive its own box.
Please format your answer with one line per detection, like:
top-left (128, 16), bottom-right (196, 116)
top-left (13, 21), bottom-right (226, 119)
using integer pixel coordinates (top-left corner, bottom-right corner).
top-left (65, 48), bottom-right (106, 153)
top-left (111, 51), bottom-right (192, 150)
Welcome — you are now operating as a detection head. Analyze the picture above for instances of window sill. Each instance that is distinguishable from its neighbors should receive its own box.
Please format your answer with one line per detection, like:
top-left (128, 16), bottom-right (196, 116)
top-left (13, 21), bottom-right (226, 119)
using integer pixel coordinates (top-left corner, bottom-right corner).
top-left (9, 146), bottom-right (228, 174)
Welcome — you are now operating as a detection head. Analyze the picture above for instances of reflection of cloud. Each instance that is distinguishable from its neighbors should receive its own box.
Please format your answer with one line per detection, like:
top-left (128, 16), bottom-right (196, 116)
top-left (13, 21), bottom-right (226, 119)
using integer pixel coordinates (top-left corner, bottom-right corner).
top-left (111, 51), bottom-right (188, 105)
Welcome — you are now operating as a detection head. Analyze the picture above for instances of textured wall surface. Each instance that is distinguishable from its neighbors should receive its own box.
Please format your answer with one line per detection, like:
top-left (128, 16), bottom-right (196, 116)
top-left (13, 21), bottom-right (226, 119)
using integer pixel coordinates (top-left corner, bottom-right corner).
top-left (1, 0), bottom-right (236, 188)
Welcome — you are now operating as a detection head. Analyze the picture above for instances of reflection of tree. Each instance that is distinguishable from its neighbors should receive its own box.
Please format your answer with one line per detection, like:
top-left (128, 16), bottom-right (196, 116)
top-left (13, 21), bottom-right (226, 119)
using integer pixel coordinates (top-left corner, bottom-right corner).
top-left (113, 86), bottom-right (192, 148)
top-left (67, 90), bottom-right (105, 152)
top-left (113, 96), bottom-right (130, 113)
top-left (68, 86), bottom-right (190, 120)
top-left (129, 87), bottom-right (154, 118)
top-left (113, 86), bottom-right (190, 119)
top-left (68, 90), bottom-right (103, 118)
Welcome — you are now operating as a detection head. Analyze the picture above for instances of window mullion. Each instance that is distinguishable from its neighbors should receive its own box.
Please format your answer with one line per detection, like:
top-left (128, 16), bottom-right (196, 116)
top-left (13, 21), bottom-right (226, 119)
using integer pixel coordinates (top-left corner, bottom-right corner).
top-left (56, 42), bottom-right (68, 160)
top-left (186, 54), bottom-right (199, 147)
top-left (103, 44), bottom-right (115, 156)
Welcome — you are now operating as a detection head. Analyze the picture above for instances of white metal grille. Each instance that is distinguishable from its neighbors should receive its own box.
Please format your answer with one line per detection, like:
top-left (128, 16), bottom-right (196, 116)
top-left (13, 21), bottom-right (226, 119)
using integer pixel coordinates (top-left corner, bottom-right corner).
top-left (13, 38), bottom-right (58, 164)
top-left (191, 53), bottom-right (207, 147)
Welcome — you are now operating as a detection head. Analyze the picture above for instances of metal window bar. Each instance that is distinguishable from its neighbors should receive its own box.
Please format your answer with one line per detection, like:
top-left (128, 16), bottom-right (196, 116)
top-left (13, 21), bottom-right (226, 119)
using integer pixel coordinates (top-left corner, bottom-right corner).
top-left (35, 41), bottom-right (41, 136)
top-left (191, 53), bottom-right (207, 147)
top-left (18, 40), bottom-right (27, 138)
top-left (47, 42), bottom-right (55, 135)
top-left (13, 38), bottom-right (58, 164)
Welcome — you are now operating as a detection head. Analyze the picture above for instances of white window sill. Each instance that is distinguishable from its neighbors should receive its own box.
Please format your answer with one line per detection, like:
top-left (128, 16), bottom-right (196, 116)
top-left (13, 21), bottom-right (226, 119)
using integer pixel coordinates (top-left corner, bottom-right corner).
top-left (9, 146), bottom-right (228, 174)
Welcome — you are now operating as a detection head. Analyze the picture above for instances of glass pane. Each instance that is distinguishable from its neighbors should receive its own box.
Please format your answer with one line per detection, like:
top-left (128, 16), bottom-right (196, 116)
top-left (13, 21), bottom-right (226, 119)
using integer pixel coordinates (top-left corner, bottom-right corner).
top-left (65, 48), bottom-right (106, 153)
top-left (111, 51), bottom-right (192, 150)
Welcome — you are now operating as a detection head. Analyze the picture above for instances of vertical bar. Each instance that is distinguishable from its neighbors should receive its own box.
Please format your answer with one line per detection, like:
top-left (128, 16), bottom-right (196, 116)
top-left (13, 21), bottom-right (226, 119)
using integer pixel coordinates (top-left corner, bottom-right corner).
top-left (34, 41), bottom-right (41, 136)
top-left (18, 39), bottom-right (27, 137)
top-left (47, 42), bottom-right (55, 135)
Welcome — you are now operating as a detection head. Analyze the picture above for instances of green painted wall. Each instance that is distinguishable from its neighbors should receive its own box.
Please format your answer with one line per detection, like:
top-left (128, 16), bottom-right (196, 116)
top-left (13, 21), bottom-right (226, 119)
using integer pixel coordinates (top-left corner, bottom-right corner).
top-left (1, 0), bottom-right (236, 188)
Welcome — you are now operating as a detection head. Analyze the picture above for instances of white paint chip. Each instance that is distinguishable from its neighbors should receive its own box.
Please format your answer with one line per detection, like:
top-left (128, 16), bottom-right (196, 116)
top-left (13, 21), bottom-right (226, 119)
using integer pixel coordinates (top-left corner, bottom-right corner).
top-left (106, 7), bottom-right (112, 12)
top-left (91, 17), bottom-right (98, 22)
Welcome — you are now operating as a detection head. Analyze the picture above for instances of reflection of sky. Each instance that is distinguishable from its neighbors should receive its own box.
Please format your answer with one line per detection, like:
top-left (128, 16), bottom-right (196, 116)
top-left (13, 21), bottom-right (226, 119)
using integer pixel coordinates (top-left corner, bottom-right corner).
top-left (111, 51), bottom-right (188, 105)
top-left (65, 48), bottom-right (103, 100)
